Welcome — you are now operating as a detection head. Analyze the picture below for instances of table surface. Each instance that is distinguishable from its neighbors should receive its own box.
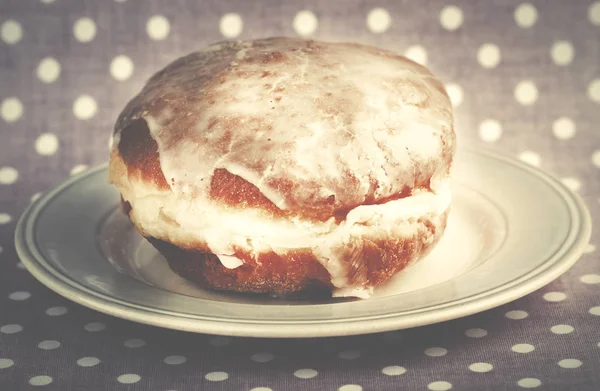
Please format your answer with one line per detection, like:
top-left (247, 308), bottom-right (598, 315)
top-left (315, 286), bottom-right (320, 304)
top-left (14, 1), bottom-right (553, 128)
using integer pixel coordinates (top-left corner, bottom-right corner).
top-left (1, 0), bottom-right (599, 390)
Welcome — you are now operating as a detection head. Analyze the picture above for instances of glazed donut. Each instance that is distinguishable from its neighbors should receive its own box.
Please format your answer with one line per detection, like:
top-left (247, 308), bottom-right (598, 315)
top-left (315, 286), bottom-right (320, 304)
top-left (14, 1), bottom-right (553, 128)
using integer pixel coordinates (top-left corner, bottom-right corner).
top-left (108, 37), bottom-right (456, 299)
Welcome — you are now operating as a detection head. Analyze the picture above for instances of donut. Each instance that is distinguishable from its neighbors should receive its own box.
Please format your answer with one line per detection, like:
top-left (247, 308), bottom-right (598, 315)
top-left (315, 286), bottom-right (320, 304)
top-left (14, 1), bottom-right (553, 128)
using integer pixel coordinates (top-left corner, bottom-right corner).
top-left (108, 37), bottom-right (456, 299)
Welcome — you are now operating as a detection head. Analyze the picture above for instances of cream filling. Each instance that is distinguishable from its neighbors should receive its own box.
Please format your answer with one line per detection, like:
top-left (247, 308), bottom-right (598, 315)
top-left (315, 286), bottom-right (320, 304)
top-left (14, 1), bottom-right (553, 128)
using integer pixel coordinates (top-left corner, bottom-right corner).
top-left (123, 178), bottom-right (451, 296)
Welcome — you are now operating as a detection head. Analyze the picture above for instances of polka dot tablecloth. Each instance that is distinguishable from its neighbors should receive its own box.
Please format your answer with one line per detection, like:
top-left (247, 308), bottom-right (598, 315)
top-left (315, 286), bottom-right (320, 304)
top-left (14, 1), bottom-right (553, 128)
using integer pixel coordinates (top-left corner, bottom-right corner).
top-left (1, 0), bottom-right (599, 390)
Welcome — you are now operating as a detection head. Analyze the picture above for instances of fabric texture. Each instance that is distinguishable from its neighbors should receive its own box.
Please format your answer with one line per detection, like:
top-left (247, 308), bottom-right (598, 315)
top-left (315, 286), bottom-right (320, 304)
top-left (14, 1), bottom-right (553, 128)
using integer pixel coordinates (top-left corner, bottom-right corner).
top-left (1, 0), bottom-right (599, 390)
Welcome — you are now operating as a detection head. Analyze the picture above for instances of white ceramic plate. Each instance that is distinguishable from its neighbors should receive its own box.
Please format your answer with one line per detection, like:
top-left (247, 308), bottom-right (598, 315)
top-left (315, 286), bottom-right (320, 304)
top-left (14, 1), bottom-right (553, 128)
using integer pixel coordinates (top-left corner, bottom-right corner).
top-left (15, 148), bottom-right (591, 338)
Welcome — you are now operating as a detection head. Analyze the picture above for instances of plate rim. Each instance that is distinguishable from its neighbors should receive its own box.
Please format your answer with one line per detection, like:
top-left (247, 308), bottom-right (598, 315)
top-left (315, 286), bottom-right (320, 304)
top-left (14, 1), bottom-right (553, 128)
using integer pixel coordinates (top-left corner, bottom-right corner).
top-left (14, 147), bottom-right (592, 337)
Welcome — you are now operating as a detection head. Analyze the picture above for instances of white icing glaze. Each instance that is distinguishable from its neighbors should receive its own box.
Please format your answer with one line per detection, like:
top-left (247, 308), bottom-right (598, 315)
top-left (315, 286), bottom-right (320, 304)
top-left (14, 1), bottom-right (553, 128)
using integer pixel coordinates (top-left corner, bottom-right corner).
top-left (333, 286), bottom-right (374, 299)
top-left (216, 254), bottom-right (244, 269)
top-left (114, 38), bottom-right (454, 217)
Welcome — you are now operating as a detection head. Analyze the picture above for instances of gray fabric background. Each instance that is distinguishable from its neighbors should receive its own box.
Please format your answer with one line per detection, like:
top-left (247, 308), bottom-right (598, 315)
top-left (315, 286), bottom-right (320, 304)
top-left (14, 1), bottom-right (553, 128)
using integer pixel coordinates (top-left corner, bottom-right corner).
top-left (1, 0), bottom-right (599, 390)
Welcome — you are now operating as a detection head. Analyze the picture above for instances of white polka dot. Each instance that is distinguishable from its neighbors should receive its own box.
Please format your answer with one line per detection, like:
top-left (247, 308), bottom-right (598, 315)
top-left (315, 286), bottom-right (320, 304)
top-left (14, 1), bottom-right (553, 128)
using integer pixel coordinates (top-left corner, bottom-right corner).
top-left (1, 97), bottom-right (24, 122)
top-left (428, 381), bottom-right (452, 391)
top-left (465, 328), bottom-right (487, 338)
top-left (514, 80), bottom-right (538, 105)
top-left (584, 243), bottom-right (596, 253)
top-left (551, 324), bottom-right (574, 334)
top-left (38, 340), bottom-right (60, 350)
top-left (8, 291), bottom-right (30, 301)
top-left (29, 376), bottom-right (52, 386)
top-left (251, 388), bottom-right (273, 391)
top-left (424, 347), bottom-right (448, 357)
top-left (0, 359), bottom-right (14, 369)
top-left (339, 385), bottom-right (362, 391)
top-left (543, 292), bottom-right (566, 302)
top-left (36, 57), bottom-right (61, 83)
top-left (0, 167), bottom-right (19, 185)
top-left (551, 41), bottom-right (574, 66)
top-left (0, 324), bottom-right (21, 334)
top-left (589, 2), bottom-right (600, 25)
top-left (562, 177), bottom-right (581, 192)
top-left (219, 13), bottom-right (243, 38)
top-left (73, 18), bottom-right (96, 42)
top-left (338, 350), bottom-right (361, 360)
top-left (589, 306), bottom-right (600, 316)
top-left (512, 344), bottom-right (535, 353)
top-left (251, 353), bottom-right (274, 363)
top-left (518, 378), bottom-right (541, 388)
top-left (367, 8), bottom-right (391, 34)
top-left (46, 306), bottom-right (68, 316)
top-left (515, 3), bottom-right (538, 28)
top-left (16, 262), bottom-right (25, 270)
top-left (117, 374), bottom-right (140, 384)
top-left (505, 309), bottom-right (529, 320)
top-left (124, 338), bottom-right (146, 348)
top-left (1, 20), bottom-right (23, 44)
top-left (73, 95), bottom-right (98, 120)
top-left (163, 355), bottom-right (186, 365)
top-left (84, 322), bottom-right (106, 332)
top-left (518, 151), bottom-right (541, 167)
top-left (146, 15), bottom-right (170, 40)
top-left (558, 359), bottom-right (582, 369)
top-left (588, 79), bottom-right (600, 103)
top-left (440, 6), bottom-right (463, 31)
top-left (381, 366), bottom-right (406, 376)
top-left (209, 336), bottom-right (231, 347)
top-left (469, 362), bottom-right (493, 372)
top-left (40, 0), bottom-right (55, 4)
top-left (0, 213), bottom-right (12, 225)
top-left (205, 371), bottom-right (229, 381)
top-left (479, 119), bottom-right (502, 142)
top-left (590, 150), bottom-right (600, 168)
top-left (293, 11), bottom-right (318, 37)
top-left (110, 55), bottom-right (134, 81)
top-left (31, 192), bottom-right (42, 203)
top-left (35, 133), bottom-right (59, 156)
top-left (477, 44), bottom-right (501, 68)
top-left (404, 45), bottom-right (427, 66)
top-left (445, 83), bottom-right (463, 108)
top-left (552, 117), bottom-right (576, 140)
top-left (70, 165), bottom-right (88, 176)
top-left (77, 357), bottom-right (100, 367)
top-left (580, 274), bottom-right (600, 284)
top-left (294, 369), bottom-right (318, 379)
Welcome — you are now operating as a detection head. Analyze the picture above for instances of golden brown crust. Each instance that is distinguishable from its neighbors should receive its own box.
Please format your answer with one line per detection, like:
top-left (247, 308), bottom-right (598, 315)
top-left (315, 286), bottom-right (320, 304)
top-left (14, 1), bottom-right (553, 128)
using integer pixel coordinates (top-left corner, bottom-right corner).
top-left (209, 168), bottom-right (286, 219)
top-left (117, 118), bottom-right (169, 190)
